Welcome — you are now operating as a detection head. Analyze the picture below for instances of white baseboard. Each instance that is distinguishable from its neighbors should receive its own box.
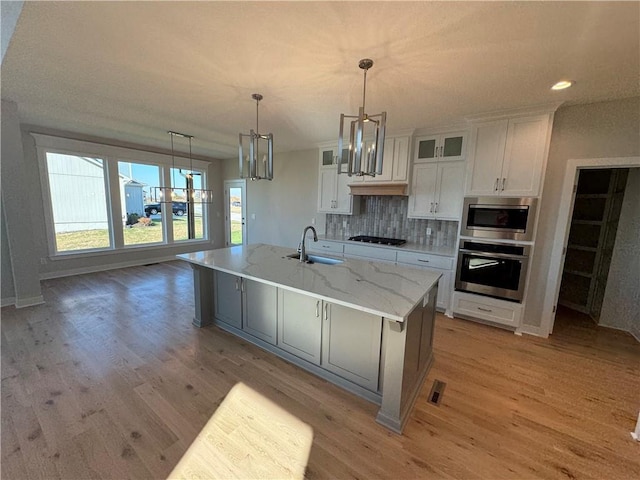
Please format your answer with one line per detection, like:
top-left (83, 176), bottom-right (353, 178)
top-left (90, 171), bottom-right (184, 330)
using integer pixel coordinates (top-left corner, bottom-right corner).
top-left (518, 323), bottom-right (548, 338)
top-left (1, 296), bottom-right (16, 307)
top-left (15, 295), bottom-right (45, 308)
top-left (39, 255), bottom-right (179, 280)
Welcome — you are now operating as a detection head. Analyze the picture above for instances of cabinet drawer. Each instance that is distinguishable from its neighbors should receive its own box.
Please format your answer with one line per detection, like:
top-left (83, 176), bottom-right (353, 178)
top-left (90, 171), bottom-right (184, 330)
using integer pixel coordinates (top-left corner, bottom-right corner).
top-left (344, 244), bottom-right (397, 262)
top-left (309, 240), bottom-right (344, 255)
top-left (453, 292), bottom-right (522, 327)
top-left (396, 251), bottom-right (453, 270)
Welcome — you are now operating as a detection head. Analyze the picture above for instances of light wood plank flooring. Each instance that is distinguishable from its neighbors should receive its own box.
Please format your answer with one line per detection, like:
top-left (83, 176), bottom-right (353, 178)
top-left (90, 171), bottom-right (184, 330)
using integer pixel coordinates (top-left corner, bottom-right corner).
top-left (2, 261), bottom-right (639, 479)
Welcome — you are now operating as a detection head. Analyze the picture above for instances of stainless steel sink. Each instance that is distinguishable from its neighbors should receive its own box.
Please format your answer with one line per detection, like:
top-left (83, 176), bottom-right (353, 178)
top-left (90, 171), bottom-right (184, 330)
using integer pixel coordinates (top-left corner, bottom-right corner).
top-left (286, 253), bottom-right (344, 265)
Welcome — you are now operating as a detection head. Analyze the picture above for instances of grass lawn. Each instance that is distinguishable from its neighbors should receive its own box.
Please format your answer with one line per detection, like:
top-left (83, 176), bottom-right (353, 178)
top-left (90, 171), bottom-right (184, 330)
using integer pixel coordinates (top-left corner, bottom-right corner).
top-left (55, 217), bottom-right (204, 251)
top-left (231, 220), bottom-right (242, 245)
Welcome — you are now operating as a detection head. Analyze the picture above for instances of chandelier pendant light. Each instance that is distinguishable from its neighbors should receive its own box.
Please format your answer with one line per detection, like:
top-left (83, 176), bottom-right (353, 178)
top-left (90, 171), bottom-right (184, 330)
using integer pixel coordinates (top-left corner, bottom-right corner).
top-left (239, 93), bottom-right (274, 181)
top-left (338, 58), bottom-right (387, 177)
top-left (150, 131), bottom-right (213, 205)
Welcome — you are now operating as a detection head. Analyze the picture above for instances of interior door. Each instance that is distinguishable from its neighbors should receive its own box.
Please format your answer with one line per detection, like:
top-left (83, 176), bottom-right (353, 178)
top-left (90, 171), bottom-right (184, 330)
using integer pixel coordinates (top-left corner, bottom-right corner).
top-left (224, 179), bottom-right (246, 246)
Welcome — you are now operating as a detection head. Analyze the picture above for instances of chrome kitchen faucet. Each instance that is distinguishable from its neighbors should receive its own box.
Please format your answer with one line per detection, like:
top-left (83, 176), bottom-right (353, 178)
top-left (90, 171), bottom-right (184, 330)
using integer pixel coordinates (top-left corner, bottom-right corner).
top-left (298, 226), bottom-right (318, 263)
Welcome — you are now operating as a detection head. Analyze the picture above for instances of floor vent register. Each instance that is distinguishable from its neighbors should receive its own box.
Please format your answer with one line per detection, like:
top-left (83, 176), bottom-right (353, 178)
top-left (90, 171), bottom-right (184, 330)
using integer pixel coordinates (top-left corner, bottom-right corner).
top-left (428, 380), bottom-right (446, 406)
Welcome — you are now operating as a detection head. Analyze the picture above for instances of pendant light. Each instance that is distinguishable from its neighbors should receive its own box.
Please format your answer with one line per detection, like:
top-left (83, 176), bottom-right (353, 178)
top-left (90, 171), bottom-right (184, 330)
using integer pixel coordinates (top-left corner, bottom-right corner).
top-left (150, 131), bottom-right (213, 204)
top-left (338, 58), bottom-right (387, 177)
top-left (239, 93), bottom-right (274, 181)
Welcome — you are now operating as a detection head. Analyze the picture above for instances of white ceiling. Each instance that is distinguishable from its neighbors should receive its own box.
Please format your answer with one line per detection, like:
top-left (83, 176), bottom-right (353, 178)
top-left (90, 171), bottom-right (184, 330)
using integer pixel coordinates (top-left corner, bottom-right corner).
top-left (2, 1), bottom-right (639, 159)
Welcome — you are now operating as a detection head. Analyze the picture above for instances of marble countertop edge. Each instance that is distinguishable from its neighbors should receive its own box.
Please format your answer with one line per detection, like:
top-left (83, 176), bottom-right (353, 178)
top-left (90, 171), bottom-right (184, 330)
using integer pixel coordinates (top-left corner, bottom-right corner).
top-left (178, 244), bottom-right (440, 323)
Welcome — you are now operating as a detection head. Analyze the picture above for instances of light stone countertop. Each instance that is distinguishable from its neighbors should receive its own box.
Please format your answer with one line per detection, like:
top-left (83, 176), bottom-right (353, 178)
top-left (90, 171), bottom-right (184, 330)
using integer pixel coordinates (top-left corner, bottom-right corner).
top-left (317, 233), bottom-right (457, 257)
top-left (177, 243), bottom-right (440, 323)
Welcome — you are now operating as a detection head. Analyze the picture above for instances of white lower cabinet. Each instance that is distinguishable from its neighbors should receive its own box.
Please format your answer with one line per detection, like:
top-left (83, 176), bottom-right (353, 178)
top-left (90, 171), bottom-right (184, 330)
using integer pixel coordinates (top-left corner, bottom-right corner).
top-left (277, 289), bottom-right (322, 365)
top-left (452, 291), bottom-right (522, 328)
top-left (307, 240), bottom-right (344, 256)
top-left (214, 271), bottom-right (277, 344)
top-left (321, 303), bottom-right (382, 392)
top-left (396, 251), bottom-right (454, 314)
top-left (343, 243), bottom-right (397, 263)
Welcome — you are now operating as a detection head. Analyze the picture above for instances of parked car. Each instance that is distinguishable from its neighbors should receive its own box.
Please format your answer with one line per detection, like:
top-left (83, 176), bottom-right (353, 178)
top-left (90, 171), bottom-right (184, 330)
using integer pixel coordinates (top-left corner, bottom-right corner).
top-left (144, 202), bottom-right (187, 216)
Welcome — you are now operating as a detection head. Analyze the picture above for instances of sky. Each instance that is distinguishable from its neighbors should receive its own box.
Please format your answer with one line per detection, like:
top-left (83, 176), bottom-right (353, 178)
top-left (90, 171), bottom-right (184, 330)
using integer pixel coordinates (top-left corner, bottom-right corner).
top-left (118, 162), bottom-right (203, 202)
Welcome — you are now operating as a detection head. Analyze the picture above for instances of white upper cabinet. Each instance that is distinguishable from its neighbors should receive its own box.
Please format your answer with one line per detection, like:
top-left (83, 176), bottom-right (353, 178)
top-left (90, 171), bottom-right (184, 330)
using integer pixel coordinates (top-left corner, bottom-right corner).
top-left (414, 132), bottom-right (467, 163)
top-left (408, 161), bottom-right (465, 220)
top-left (349, 135), bottom-right (411, 184)
top-left (466, 113), bottom-right (553, 197)
top-left (317, 144), bottom-right (358, 214)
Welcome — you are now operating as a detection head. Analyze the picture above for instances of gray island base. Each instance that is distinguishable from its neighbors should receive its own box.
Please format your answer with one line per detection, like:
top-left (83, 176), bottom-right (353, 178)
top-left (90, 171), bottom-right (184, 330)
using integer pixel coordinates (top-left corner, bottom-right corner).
top-left (178, 244), bottom-right (440, 433)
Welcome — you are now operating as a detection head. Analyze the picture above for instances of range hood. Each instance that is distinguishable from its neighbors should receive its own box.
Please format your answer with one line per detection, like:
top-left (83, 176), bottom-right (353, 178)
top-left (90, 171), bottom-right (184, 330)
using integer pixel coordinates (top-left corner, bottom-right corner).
top-left (349, 183), bottom-right (408, 196)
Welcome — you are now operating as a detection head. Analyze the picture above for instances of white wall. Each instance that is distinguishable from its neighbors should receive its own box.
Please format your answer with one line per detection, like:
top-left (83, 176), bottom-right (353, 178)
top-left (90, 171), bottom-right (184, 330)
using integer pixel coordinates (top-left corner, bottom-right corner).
top-left (598, 168), bottom-right (640, 338)
top-left (223, 148), bottom-right (326, 249)
top-left (1, 100), bottom-right (43, 306)
top-left (525, 97), bottom-right (640, 330)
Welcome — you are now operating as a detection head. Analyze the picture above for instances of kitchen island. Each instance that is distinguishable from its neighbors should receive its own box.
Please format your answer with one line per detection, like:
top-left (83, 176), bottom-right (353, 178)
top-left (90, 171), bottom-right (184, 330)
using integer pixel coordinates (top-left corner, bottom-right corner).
top-left (178, 243), bottom-right (440, 433)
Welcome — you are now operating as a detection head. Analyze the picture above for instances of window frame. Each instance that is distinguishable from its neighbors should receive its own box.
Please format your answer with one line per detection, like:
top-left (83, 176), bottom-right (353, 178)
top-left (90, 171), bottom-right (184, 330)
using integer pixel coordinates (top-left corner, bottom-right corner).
top-left (33, 133), bottom-right (211, 258)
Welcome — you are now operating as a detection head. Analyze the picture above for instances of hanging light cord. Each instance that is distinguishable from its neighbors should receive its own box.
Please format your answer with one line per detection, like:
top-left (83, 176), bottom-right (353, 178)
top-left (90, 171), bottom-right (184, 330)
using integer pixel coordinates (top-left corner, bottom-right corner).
top-left (170, 132), bottom-right (176, 193)
top-left (255, 96), bottom-right (260, 134)
top-left (362, 67), bottom-right (368, 112)
top-left (188, 136), bottom-right (193, 178)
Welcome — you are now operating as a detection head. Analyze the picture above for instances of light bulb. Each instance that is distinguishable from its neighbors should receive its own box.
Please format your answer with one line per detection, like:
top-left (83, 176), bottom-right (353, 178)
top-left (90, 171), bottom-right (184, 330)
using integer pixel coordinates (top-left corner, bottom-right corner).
top-left (551, 80), bottom-right (574, 90)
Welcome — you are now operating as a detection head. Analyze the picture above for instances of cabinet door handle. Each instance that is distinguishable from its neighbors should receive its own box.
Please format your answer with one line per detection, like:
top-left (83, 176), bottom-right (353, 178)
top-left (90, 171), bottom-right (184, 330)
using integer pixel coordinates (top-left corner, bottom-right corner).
top-left (434, 202), bottom-right (438, 212)
top-left (235, 278), bottom-right (239, 291)
top-left (324, 303), bottom-right (329, 321)
top-left (240, 278), bottom-right (245, 292)
top-left (477, 307), bottom-right (493, 313)
top-left (322, 245), bottom-right (330, 248)
top-left (430, 202), bottom-right (434, 213)
top-left (501, 178), bottom-right (506, 191)
top-left (316, 301), bottom-right (320, 318)
top-left (494, 178), bottom-right (499, 191)
top-left (417, 259), bottom-right (430, 263)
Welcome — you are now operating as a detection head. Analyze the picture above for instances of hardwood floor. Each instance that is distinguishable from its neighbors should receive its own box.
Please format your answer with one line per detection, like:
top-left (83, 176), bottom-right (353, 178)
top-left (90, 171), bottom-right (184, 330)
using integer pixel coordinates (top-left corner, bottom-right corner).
top-left (2, 261), bottom-right (639, 479)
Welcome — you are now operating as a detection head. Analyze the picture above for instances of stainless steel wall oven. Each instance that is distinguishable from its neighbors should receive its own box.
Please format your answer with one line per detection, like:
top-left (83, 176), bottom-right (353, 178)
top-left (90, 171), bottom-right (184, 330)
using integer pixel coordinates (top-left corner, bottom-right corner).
top-left (461, 197), bottom-right (538, 241)
top-left (455, 240), bottom-right (531, 303)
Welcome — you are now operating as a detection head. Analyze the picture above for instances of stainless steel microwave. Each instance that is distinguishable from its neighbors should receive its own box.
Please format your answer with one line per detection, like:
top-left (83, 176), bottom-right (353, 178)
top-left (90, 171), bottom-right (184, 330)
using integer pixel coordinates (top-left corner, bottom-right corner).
top-left (461, 197), bottom-right (538, 241)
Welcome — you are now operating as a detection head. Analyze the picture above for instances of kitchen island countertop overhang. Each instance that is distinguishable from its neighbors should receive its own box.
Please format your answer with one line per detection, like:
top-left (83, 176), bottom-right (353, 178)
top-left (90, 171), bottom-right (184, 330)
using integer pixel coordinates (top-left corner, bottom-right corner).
top-left (178, 243), bottom-right (441, 322)
top-left (178, 243), bottom-right (441, 433)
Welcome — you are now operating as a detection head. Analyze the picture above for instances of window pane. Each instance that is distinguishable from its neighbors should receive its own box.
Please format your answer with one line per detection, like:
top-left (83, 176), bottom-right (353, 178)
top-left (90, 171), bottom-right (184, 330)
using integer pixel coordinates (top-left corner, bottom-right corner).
top-left (229, 187), bottom-right (243, 245)
top-left (46, 153), bottom-right (110, 252)
top-left (118, 161), bottom-right (164, 246)
top-left (171, 168), bottom-right (205, 241)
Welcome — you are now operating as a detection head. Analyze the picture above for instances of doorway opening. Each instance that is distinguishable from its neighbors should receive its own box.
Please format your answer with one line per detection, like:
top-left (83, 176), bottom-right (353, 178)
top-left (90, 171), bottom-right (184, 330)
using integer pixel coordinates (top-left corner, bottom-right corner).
top-left (224, 179), bottom-right (246, 246)
top-left (544, 158), bottom-right (639, 339)
top-left (557, 168), bottom-right (629, 323)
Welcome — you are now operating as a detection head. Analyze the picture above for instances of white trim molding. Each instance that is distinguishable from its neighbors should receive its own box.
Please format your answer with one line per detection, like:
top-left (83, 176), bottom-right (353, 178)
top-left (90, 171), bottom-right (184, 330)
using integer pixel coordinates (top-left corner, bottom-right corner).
top-left (1, 296), bottom-right (16, 308)
top-left (15, 295), bottom-right (45, 309)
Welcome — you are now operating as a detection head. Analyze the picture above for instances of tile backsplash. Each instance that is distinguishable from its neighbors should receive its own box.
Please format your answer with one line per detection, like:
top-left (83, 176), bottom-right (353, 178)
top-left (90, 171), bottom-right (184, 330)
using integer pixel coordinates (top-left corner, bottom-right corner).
top-left (326, 196), bottom-right (458, 247)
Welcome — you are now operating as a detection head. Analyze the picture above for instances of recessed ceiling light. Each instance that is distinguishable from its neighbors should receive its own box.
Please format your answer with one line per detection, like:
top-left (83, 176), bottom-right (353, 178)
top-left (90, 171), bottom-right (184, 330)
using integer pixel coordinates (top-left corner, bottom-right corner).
top-left (551, 80), bottom-right (574, 91)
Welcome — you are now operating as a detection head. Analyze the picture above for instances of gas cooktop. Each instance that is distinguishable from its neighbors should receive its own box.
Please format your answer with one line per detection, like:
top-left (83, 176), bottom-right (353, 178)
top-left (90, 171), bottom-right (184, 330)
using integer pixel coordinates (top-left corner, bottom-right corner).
top-left (348, 235), bottom-right (407, 246)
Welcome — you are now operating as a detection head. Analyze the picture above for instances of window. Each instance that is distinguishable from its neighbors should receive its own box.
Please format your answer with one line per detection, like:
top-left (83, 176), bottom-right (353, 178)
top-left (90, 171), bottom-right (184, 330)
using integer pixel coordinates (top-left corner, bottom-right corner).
top-left (171, 167), bottom-right (205, 242)
top-left (118, 161), bottom-right (164, 246)
top-left (34, 134), bottom-right (210, 256)
top-left (45, 153), bottom-right (111, 252)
